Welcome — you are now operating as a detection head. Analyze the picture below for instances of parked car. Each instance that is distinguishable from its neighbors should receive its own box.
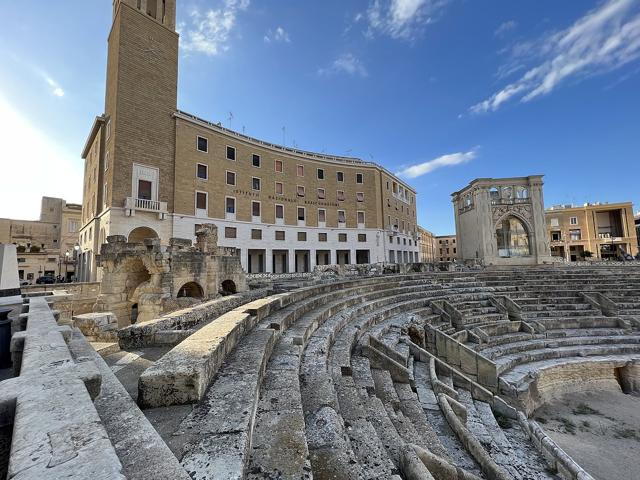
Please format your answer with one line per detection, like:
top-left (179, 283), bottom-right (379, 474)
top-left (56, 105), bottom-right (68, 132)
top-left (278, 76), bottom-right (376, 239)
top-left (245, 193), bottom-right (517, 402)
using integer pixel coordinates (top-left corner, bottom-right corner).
top-left (35, 276), bottom-right (56, 285)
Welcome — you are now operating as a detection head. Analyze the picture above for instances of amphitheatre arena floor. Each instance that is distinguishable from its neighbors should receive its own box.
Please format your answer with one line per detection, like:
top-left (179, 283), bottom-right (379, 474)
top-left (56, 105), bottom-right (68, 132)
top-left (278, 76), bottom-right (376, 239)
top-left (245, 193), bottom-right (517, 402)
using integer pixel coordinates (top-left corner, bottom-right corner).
top-left (534, 390), bottom-right (640, 480)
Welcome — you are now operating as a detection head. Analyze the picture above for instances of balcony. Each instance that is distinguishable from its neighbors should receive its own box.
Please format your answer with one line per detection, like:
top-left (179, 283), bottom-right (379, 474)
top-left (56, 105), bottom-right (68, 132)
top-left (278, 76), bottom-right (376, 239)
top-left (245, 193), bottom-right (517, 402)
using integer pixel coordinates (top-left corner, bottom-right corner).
top-left (124, 197), bottom-right (168, 220)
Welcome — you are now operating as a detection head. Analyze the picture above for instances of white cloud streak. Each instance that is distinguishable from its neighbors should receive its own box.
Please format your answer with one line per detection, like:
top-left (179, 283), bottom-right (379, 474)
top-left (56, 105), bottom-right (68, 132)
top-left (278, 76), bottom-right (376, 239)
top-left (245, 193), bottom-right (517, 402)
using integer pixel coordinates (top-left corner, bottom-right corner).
top-left (179, 0), bottom-right (249, 56)
top-left (494, 20), bottom-right (517, 37)
top-left (318, 53), bottom-right (368, 77)
top-left (396, 148), bottom-right (478, 178)
top-left (365, 0), bottom-right (450, 40)
top-left (471, 0), bottom-right (640, 114)
top-left (44, 76), bottom-right (64, 97)
top-left (264, 26), bottom-right (290, 43)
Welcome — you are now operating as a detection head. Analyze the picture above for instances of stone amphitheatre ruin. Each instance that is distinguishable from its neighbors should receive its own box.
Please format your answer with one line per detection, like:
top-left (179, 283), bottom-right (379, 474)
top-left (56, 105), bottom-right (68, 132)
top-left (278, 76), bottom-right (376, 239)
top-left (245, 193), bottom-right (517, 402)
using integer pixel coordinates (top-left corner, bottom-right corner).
top-left (3, 248), bottom-right (640, 479)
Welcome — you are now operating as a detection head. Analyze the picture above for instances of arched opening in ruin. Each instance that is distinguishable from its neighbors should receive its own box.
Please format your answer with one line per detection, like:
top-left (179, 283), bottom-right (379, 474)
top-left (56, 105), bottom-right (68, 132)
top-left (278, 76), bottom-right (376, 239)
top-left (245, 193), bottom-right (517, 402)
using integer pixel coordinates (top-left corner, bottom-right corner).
top-left (496, 216), bottom-right (531, 258)
top-left (128, 226), bottom-right (159, 244)
top-left (130, 303), bottom-right (139, 324)
top-left (177, 281), bottom-right (204, 299)
top-left (220, 279), bottom-right (237, 296)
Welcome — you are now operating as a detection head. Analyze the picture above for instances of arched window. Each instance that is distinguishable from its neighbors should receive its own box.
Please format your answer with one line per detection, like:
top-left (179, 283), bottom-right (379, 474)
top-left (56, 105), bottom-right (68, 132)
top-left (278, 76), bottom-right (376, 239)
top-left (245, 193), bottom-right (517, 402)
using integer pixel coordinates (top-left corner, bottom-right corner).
top-left (489, 187), bottom-right (500, 201)
top-left (516, 187), bottom-right (529, 199)
top-left (496, 216), bottom-right (531, 258)
top-left (177, 282), bottom-right (204, 299)
top-left (502, 186), bottom-right (513, 199)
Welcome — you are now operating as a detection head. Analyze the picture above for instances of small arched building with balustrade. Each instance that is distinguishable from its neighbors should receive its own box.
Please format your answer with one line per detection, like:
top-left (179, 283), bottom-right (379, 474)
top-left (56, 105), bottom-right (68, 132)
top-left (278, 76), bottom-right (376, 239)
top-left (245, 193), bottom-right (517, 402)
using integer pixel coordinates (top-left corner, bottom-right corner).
top-left (452, 176), bottom-right (555, 266)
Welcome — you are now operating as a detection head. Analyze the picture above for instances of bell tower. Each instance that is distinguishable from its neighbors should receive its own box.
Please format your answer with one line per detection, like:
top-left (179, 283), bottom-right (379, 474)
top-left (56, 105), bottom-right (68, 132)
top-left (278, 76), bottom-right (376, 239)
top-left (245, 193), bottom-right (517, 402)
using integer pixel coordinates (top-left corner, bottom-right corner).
top-left (103, 0), bottom-right (178, 218)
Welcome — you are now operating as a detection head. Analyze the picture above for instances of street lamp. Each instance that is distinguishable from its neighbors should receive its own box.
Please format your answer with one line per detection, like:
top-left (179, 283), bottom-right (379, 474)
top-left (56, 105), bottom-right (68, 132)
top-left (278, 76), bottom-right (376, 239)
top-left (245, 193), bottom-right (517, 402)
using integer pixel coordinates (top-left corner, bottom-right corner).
top-left (73, 244), bottom-right (80, 282)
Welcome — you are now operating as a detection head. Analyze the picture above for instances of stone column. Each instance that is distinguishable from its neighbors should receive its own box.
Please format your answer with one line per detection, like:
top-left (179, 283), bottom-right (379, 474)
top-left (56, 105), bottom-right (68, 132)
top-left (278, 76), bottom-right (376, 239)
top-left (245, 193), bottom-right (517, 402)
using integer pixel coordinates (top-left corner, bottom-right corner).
top-left (265, 248), bottom-right (273, 273)
top-left (288, 250), bottom-right (296, 273)
top-left (309, 250), bottom-right (317, 272)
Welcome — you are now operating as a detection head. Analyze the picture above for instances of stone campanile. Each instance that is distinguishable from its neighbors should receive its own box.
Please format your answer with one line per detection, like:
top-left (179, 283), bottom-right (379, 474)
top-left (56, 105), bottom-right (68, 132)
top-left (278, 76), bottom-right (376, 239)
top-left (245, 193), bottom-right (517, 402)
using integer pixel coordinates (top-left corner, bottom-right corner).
top-left (104, 0), bottom-right (178, 213)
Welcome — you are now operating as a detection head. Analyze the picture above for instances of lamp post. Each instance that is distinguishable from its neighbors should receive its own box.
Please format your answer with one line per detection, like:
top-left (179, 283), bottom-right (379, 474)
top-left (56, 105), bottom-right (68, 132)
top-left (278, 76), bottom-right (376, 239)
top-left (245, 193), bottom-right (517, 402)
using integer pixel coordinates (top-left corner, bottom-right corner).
top-left (73, 244), bottom-right (80, 282)
top-left (65, 251), bottom-right (70, 281)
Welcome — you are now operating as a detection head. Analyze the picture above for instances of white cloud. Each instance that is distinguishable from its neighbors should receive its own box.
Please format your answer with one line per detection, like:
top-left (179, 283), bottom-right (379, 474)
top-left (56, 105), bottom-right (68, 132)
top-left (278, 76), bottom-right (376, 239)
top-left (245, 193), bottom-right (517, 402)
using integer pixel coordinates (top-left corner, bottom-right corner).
top-left (471, 0), bottom-right (640, 114)
top-left (494, 20), bottom-right (517, 37)
top-left (264, 26), bottom-right (290, 43)
top-left (396, 148), bottom-right (478, 178)
top-left (179, 0), bottom-right (250, 56)
top-left (364, 0), bottom-right (449, 40)
top-left (44, 76), bottom-right (64, 97)
top-left (318, 53), bottom-right (368, 77)
top-left (0, 93), bottom-right (82, 219)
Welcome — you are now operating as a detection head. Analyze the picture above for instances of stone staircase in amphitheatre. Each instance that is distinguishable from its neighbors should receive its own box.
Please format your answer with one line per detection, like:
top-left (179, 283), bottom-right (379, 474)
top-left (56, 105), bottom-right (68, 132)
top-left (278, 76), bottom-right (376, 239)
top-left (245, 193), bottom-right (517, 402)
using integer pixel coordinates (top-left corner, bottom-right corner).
top-left (115, 265), bottom-right (640, 480)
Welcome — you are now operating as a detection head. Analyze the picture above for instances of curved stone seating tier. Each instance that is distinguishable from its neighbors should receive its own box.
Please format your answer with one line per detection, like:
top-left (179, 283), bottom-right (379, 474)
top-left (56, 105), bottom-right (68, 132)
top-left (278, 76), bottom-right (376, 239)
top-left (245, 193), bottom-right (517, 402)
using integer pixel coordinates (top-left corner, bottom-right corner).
top-left (499, 355), bottom-right (640, 415)
top-left (495, 343), bottom-right (640, 375)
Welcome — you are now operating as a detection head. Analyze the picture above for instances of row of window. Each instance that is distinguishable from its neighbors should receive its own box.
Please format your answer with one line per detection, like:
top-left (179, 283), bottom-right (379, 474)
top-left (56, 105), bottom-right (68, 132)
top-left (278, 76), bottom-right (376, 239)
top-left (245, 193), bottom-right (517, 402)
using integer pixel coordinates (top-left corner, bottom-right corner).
top-left (196, 136), bottom-right (366, 184)
top-left (195, 191), bottom-right (366, 224)
top-left (196, 165), bottom-right (367, 201)
top-left (389, 236), bottom-right (414, 246)
top-left (549, 217), bottom-right (579, 227)
top-left (223, 227), bottom-right (369, 243)
top-left (550, 229), bottom-right (582, 241)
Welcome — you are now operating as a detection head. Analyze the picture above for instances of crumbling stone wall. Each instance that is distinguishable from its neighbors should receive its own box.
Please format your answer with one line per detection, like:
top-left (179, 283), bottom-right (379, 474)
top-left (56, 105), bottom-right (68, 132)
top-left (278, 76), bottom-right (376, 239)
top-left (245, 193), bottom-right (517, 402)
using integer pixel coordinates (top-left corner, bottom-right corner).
top-left (94, 224), bottom-right (246, 327)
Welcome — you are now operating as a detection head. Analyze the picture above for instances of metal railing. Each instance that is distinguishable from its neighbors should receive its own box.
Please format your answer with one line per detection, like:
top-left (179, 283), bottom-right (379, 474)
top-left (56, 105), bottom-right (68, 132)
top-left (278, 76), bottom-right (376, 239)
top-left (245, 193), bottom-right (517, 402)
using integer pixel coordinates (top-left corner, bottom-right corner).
top-left (124, 197), bottom-right (168, 213)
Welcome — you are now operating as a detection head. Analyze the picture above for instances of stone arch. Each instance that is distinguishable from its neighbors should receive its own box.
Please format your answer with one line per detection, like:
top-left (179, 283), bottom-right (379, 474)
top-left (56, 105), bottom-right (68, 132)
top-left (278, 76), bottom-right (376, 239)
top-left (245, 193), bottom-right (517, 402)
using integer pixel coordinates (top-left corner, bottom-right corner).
top-left (128, 226), bottom-right (159, 244)
top-left (220, 279), bottom-right (237, 296)
top-left (494, 214), bottom-right (532, 258)
top-left (177, 281), bottom-right (204, 299)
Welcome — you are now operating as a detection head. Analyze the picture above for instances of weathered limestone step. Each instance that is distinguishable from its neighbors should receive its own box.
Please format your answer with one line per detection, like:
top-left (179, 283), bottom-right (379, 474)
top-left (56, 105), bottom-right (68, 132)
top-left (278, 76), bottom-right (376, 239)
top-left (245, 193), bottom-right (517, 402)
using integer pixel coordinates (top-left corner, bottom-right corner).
top-left (68, 330), bottom-right (191, 480)
top-left (483, 335), bottom-right (640, 360)
top-left (496, 343), bottom-right (640, 374)
top-left (177, 328), bottom-right (276, 480)
top-left (412, 361), bottom-right (483, 474)
top-left (246, 342), bottom-right (311, 479)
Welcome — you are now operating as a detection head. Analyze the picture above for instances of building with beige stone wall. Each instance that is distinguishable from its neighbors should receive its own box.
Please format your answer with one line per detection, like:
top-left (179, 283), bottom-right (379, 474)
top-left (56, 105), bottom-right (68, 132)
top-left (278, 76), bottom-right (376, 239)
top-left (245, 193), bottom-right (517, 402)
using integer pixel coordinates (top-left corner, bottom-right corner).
top-left (546, 202), bottom-right (638, 261)
top-left (78, 0), bottom-right (419, 281)
top-left (0, 197), bottom-right (81, 283)
top-left (435, 235), bottom-right (457, 262)
top-left (417, 226), bottom-right (436, 262)
top-left (452, 176), bottom-right (553, 266)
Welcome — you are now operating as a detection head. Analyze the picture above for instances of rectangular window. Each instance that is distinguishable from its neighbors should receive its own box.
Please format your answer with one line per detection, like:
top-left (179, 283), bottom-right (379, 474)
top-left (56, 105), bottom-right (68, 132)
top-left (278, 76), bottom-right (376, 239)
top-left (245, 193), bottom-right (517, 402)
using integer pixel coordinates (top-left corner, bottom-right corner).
top-left (297, 185), bottom-right (305, 197)
top-left (275, 182), bottom-right (284, 195)
top-left (297, 207), bottom-right (305, 221)
top-left (338, 233), bottom-right (347, 242)
top-left (225, 227), bottom-right (237, 239)
top-left (197, 163), bottom-right (208, 180)
top-left (337, 190), bottom-right (345, 201)
top-left (570, 216), bottom-right (578, 225)
top-left (226, 197), bottom-right (236, 214)
top-left (569, 229), bottom-right (581, 241)
top-left (196, 191), bottom-right (207, 210)
top-left (197, 136), bottom-right (208, 152)
top-left (318, 232), bottom-right (327, 242)
top-left (138, 180), bottom-right (152, 200)
top-left (252, 154), bottom-right (261, 167)
top-left (356, 192), bottom-right (364, 202)
top-left (252, 177), bottom-right (261, 191)
top-left (275, 230), bottom-right (285, 241)
top-left (252, 201), bottom-right (261, 217)
top-left (226, 171), bottom-right (236, 186)
top-left (357, 211), bottom-right (365, 224)
top-left (358, 234), bottom-right (366, 242)
top-left (551, 231), bottom-right (561, 241)
top-left (251, 229), bottom-right (262, 240)
top-left (356, 173), bottom-right (364, 184)
top-left (275, 204), bottom-right (284, 219)
top-left (318, 209), bottom-right (326, 223)
top-left (317, 188), bottom-right (325, 199)
top-left (317, 168), bottom-right (324, 180)
top-left (297, 165), bottom-right (304, 177)
top-left (275, 160), bottom-right (283, 172)
top-left (226, 145), bottom-right (236, 161)
top-left (337, 171), bottom-right (344, 182)
top-left (338, 210), bottom-right (346, 224)
top-left (550, 218), bottom-right (559, 227)
top-left (298, 232), bottom-right (307, 241)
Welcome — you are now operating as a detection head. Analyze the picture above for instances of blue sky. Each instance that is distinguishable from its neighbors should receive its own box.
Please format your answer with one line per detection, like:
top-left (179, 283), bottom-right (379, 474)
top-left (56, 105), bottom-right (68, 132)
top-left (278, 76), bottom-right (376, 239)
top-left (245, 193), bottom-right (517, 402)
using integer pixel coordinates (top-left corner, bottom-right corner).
top-left (0, 0), bottom-right (639, 235)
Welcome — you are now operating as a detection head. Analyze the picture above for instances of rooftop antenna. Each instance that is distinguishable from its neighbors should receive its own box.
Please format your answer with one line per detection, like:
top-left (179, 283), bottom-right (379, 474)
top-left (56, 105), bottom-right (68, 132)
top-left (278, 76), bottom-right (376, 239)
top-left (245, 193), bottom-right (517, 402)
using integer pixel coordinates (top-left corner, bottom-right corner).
top-left (227, 111), bottom-right (234, 128)
top-left (242, 125), bottom-right (245, 134)
top-left (282, 126), bottom-right (286, 146)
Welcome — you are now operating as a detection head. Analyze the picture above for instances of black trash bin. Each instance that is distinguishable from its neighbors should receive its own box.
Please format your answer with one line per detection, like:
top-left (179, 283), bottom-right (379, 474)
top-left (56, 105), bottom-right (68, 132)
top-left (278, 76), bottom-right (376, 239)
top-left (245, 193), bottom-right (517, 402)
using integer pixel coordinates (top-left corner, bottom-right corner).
top-left (0, 308), bottom-right (13, 369)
